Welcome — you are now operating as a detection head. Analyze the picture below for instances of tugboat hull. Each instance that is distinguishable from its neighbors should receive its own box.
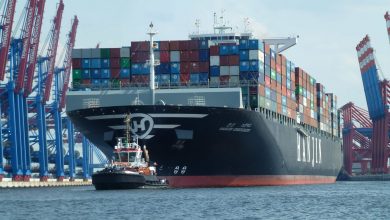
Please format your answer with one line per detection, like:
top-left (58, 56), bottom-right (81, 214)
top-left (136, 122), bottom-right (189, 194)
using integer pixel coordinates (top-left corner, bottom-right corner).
top-left (92, 172), bottom-right (146, 190)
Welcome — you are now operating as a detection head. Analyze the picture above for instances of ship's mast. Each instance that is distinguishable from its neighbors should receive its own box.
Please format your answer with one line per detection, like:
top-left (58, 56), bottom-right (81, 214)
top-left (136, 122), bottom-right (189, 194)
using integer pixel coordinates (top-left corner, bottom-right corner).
top-left (147, 22), bottom-right (157, 105)
top-left (124, 114), bottom-right (131, 144)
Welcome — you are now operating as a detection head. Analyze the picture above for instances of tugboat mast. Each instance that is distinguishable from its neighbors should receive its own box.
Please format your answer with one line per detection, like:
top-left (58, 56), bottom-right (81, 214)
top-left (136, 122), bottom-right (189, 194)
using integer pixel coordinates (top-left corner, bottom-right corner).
top-left (147, 22), bottom-right (158, 105)
top-left (124, 114), bottom-right (131, 144)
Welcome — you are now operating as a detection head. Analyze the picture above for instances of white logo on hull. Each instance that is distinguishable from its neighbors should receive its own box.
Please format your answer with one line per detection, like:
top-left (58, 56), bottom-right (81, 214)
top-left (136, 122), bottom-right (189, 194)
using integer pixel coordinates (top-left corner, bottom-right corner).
top-left (297, 133), bottom-right (322, 166)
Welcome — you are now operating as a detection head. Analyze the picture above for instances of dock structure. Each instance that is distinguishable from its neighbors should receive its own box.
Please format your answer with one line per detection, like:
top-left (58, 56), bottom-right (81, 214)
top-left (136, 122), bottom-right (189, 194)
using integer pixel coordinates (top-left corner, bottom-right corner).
top-left (0, 0), bottom-right (108, 186)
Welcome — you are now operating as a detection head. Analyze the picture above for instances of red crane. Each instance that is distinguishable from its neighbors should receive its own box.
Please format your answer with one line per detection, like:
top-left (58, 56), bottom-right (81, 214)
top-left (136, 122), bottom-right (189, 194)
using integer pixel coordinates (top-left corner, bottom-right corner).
top-left (24, 0), bottom-right (46, 97)
top-left (15, 0), bottom-right (37, 93)
top-left (0, 0), bottom-right (17, 81)
top-left (59, 16), bottom-right (78, 110)
top-left (43, 0), bottom-right (64, 103)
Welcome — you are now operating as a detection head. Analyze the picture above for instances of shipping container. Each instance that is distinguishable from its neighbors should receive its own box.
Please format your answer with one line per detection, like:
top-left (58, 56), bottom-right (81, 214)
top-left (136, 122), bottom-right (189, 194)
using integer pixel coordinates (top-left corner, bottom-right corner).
top-left (72, 69), bottom-right (82, 80)
top-left (119, 69), bottom-right (130, 78)
top-left (100, 48), bottom-right (110, 58)
top-left (120, 58), bottom-right (131, 68)
top-left (120, 47), bottom-right (130, 57)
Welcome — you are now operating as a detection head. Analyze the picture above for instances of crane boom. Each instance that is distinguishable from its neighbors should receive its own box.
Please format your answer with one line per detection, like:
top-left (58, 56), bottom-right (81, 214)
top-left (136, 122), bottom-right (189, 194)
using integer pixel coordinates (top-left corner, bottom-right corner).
top-left (0, 0), bottom-right (17, 81)
top-left (385, 11), bottom-right (390, 44)
top-left (59, 16), bottom-right (78, 110)
top-left (15, 0), bottom-right (37, 93)
top-left (43, 0), bottom-right (64, 103)
top-left (24, 0), bottom-right (46, 97)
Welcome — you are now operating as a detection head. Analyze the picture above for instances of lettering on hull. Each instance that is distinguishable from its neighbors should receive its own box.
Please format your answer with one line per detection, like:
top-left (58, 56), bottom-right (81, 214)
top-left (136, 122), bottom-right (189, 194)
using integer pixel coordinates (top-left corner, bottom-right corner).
top-left (297, 133), bottom-right (322, 166)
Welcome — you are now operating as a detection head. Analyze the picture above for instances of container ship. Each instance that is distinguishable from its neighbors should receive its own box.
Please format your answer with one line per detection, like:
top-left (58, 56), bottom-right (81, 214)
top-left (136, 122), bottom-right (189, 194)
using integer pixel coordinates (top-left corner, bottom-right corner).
top-left (66, 19), bottom-right (343, 187)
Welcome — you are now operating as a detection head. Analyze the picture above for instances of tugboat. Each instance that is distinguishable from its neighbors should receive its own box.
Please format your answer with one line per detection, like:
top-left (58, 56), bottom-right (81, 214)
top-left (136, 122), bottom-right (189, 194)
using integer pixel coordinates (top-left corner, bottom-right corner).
top-left (92, 114), bottom-right (168, 190)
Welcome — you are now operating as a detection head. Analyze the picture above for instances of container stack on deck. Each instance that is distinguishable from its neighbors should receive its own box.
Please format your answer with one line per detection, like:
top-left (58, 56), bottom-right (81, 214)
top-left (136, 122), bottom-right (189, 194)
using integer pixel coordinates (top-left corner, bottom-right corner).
top-left (71, 47), bottom-right (132, 88)
top-left (71, 38), bottom-right (340, 136)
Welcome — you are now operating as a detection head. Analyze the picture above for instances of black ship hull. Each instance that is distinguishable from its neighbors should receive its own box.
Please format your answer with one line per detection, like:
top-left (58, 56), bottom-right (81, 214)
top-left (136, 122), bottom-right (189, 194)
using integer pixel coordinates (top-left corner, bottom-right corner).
top-left (69, 105), bottom-right (343, 188)
top-left (92, 171), bottom-right (145, 190)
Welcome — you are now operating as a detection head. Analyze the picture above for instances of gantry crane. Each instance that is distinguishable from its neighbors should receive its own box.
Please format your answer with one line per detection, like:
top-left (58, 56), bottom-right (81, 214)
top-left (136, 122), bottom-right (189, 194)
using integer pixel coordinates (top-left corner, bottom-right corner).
top-left (53, 15), bottom-right (78, 180)
top-left (342, 12), bottom-right (390, 175)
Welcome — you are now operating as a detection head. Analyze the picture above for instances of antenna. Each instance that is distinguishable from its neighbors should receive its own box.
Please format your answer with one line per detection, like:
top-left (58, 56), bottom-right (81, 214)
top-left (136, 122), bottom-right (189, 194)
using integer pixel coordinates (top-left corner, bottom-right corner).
top-left (147, 22), bottom-right (158, 105)
top-left (213, 12), bottom-right (217, 34)
top-left (243, 17), bottom-right (250, 33)
top-left (195, 19), bottom-right (200, 34)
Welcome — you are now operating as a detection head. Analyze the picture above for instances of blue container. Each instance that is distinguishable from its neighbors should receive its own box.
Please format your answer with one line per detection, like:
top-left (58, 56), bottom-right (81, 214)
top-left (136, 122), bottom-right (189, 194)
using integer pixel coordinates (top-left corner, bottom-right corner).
top-left (239, 50), bottom-right (249, 60)
top-left (282, 106), bottom-right (287, 115)
top-left (271, 90), bottom-right (277, 101)
top-left (287, 79), bottom-right (291, 89)
top-left (249, 60), bottom-right (261, 72)
top-left (101, 59), bottom-right (110, 68)
top-left (270, 49), bottom-right (276, 60)
top-left (249, 39), bottom-right (264, 51)
top-left (141, 63), bottom-right (150, 74)
top-left (230, 45), bottom-right (239, 54)
top-left (170, 62), bottom-right (180, 74)
top-left (265, 64), bottom-right (271, 76)
top-left (265, 87), bottom-right (271, 99)
top-left (290, 61), bottom-right (295, 71)
top-left (264, 54), bottom-right (270, 65)
top-left (90, 59), bottom-right (101, 68)
top-left (219, 45), bottom-right (230, 55)
top-left (92, 79), bottom-right (101, 86)
top-left (82, 69), bottom-right (90, 79)
top-left (286, 60), bottom-right (291, 73)
top-left (131, 63), bottom-right (141, 75)
top-left (190, 73), bottom-right (199, 84)
top-left (160, 74), bottom-right (170, 84)
top-left (91, 69), bottom-right (101, 78)
top-left (160, 63), bottom-right (171, 74)
top-left (120, 69), bottom-right (130, 78)
top-left (101, 69), bottom-right (110, 78)
top-left (282, 96), bottom-right (287, 106)
top-left (239, 72), bottom-right (248, 81)
top-left (210, 66), bottom-right (220, 76)
top-left (258, 72), bottom-right (264, 84)
top-left (199, 73), bottom-right (209, 84)
top-left (155, 65), bottom-right (162, 75)
top-left (276, 73), bottom-right (282, 83)
top-left (101, 79), bottom-right (109, 88)
top-left (239, 61), bottom-right (250, 72)
top-left (199, 40), bottom-right (209, 49)
top-left (247, 72), bottom-right (260, 81)
top-left (171, 74), bottom-right (180, 85)
top-left (239, 39), bottom-right (249, 50)
top-left (82, 59), bottom-right (90, 69)
top-left (199, 50), bottom-right (209, 62)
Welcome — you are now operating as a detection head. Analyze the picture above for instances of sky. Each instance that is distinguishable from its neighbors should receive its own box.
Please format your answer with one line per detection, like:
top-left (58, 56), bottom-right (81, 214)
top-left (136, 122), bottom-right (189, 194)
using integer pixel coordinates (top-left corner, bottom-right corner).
top-left (17, 0), bottom-right (390, 110)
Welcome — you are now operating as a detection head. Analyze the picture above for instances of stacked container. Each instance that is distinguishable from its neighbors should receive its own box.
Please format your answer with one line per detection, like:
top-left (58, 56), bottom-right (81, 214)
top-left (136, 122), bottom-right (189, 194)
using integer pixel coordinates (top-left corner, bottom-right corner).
top-left (71, 37), bottom-right (339, 136)
top-left (295, 67), bottom-right (317, 127)
top-left (72, 47), bottom-right (131, 89)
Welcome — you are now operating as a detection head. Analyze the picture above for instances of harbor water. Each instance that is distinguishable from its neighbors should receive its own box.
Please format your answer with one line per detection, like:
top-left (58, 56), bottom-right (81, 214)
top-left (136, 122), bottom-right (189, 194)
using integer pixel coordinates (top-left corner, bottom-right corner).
top-left (0, 181), bottom-right (389, 219)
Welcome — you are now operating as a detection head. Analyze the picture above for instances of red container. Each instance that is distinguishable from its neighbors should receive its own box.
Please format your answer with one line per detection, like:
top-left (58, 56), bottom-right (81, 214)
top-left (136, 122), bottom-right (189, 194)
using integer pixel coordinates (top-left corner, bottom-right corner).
top-left (110, 48), bottom-right (121, 58)
top-left (81, 79), bottom-right (91, 85)
top-left (189, 50), bottom-right (200, 61)
top-left (210, 46), bottom-right (219, 56)
top-left (219, 76), bottom-right (230, 84)
top-left (264, 43), bottom-right (270, 54)
top-left (179, 40), bottom-right (189, 51)
top-left (199, 62), bottom-right (209, 72)
top-left (276, 64), bottom-right (281, 74)
top-left (131, 41), bottom-right (149, 52)
top-left (169, 41), bottom-right (180, 50)
top-left (265, 75), bottom-right (271, 87)
top-left (72, 59), bottom-right (81, 69)
top-left (220, 56), bottom-right (229, 66)
top-left (159, 51), bottom-right (170, 62)
top-left (120, 79), bottom-right (130, 86)
top-left (131, 75), bottom-right (149, 83)
top-left (110, 58), bottom-right (120, 68)
top-left (131, 52), bottom-right (149, 63)
top-left (180, 51), bottom-right (190, 62)
top-left (190, 62), bottom-right (199, 73)
top-left (228, 55), bottom-right (239, 66)
top-left (189, 40), bottom-right (199, 50)
top-left (110, 68), bottom-right (120, 78)
top-left (180, 73), bottom-right (190, 84)
top-left (180, 62), bottom-right (190, 73)
top-left (159, 41), bottom-right (170, 51)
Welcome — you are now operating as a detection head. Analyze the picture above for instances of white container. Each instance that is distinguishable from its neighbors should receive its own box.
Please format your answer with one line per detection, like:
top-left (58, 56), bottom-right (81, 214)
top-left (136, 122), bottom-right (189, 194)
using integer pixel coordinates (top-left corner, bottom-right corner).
top-left (170, 51), bottom-right (180, 62)
top-left (120, 47), bottom-right (130, 57)
top-left (229, 66), bottom-right (239, 75)
top-left (71, 49), bottom-right (82, 58)
top-left (81, 49), bottom-right (92, 58)
top-left (220, 66), bottom-right (230, 76)
top-left (91, 48), bottom-right (101, 58)
top-left (210, 56), bottom-right (220, 66)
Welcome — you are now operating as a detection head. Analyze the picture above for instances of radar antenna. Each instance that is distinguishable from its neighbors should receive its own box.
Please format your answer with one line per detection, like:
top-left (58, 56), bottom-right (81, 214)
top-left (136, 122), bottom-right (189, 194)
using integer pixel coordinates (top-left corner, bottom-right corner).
top-left (124, 113), bottom-right (132, 143)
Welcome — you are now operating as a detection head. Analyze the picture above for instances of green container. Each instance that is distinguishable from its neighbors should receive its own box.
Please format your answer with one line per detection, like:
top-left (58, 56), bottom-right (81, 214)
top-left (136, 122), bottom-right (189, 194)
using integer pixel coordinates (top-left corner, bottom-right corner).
top-left (241, 86), bottom-right (249, 95)
top-left (72, 69), bottom-right (82, 80)
top-left (250, 94), bottom-right (259, 109)
top-left (73, 79), bottom-right (81, 88)
top-left (100, 48), bottom-right (111, 58)
top-left (271, 69), bottom-right (277, 80)
top-left (120, 58), bottom-right (131, 68)
top-left (111, 79), bottom-right (120, 88)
